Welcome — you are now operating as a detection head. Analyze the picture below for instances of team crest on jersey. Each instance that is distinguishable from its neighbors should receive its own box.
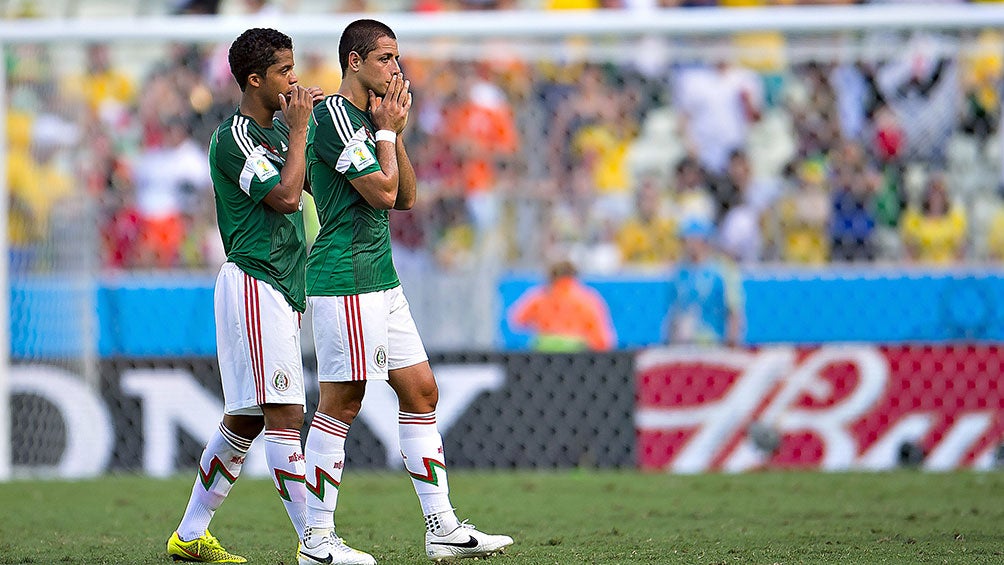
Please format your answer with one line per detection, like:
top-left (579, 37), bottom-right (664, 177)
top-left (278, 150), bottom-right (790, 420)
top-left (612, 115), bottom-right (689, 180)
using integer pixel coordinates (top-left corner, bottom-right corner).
top-left (273, 370), bottom-right (290, 391)
top-left (374, 345), bottom-right (388, 369)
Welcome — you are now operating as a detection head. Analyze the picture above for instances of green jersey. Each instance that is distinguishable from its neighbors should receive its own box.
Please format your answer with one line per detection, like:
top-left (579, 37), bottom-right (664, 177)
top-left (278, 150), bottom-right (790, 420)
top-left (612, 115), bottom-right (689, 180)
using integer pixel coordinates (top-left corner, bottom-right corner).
top-left (209, 109), bottom-right (307, 312)
top-left (305, 94), bottom-right (400, 296)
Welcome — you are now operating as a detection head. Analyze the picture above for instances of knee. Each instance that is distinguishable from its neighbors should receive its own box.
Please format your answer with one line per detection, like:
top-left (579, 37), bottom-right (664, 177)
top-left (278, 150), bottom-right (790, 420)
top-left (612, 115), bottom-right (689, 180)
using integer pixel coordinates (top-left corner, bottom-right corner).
top-left (401, 382), bottom-right (439, 414)
top-left (262, 405), bottom-right (305, 430)
top-left (221, 414), bottom-right (265, 440)
top-left (317, 383), bottom-right (366, 424)
top-left (319, 398), bottom-right (363, 424)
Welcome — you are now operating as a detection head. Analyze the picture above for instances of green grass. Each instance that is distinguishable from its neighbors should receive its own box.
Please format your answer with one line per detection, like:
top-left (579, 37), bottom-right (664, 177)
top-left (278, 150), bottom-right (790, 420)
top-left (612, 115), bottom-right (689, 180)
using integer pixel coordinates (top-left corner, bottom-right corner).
top-left (0, 470), bottom-right (1002, 564)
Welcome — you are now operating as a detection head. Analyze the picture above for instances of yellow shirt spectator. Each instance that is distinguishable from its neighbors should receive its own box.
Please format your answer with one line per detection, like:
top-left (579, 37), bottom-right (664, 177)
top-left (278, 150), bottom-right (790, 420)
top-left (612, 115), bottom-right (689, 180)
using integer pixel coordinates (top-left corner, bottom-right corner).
top-left (572, 123), bottom-right (631, 196)
top-left (776, 190), bottom-right (830, 265)
top-left (546, 0), bottom-right (599, 9)
top-left (8, 147), bottom-right (73, 247)
top-left (64, 43), bottom-right (135, 115)
top-left (617, 216), bottom-right (679, 266)
top-left (900, 173), bottom-right (967, 265)
top-left (900, 206), bottom-right (967, 265)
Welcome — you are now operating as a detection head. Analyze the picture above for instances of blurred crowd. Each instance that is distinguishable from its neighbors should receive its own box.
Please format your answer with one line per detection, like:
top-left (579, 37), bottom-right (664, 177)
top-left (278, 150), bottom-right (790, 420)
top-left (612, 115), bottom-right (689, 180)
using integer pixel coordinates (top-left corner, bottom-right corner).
top-left (7, 0), bottom-right (1004, 275)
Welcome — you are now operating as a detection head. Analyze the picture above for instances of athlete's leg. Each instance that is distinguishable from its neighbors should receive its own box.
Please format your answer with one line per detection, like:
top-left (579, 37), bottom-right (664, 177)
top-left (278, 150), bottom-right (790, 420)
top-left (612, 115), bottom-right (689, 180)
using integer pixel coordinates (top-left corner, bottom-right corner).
top-left (305, 381), bottom-right (366, 532)
top-left (174, 414), bottom-right (262, 543)
top-left (301, 291), bottom-right (386, 564)
top-left (261, 403), bottom-right (308, 539)
top-left (390, 361), bottom-right (512, 561)
top-left (388, 362), bottom-right (457, 527)
top-left (299, 381), bottom-right (375, 565)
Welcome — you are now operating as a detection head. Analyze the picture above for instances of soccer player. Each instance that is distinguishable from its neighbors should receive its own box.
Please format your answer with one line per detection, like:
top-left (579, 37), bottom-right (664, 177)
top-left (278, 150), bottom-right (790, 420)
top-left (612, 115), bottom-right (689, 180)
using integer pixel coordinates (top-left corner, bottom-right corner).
top-left (297, 19), bottom-right (514, 565)
top-left (166, 28), bottom-right (322, 563)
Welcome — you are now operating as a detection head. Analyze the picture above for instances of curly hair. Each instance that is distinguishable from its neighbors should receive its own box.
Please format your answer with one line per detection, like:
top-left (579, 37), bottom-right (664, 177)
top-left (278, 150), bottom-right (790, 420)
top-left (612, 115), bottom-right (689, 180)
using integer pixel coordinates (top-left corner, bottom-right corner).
top-left (338, 19), bottom-right (395, 74)
top-left (229, 27), bottom-right (293, 91)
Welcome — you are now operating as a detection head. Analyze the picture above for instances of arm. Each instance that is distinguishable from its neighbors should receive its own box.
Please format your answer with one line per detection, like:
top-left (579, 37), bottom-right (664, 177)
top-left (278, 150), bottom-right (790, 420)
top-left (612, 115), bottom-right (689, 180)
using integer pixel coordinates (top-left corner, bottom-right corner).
top-left (587, 295), bottom-right (616, 351)
top-left (350, 73), bottom-right (413, 210)
top-left (262, 85), bottom-right (313, 214)
top-left (508, 289), bottom-right (542, 332)
top-left (394, 135), bottom-right (416, 210)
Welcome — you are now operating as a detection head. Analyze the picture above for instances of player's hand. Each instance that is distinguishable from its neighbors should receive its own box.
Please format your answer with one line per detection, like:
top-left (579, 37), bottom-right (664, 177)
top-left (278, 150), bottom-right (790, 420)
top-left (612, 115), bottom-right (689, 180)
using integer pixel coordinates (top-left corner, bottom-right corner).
top-left (279, 85), bottom-right (312, 135)
top-left (305, 86), bottom-right (325, 106)
top-left (370, 72), bottom-right (412, 135)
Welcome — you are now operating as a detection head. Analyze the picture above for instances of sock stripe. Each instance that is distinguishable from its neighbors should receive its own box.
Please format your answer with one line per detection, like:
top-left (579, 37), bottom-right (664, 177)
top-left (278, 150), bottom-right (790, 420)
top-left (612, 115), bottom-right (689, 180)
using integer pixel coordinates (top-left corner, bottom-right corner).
top-left (264, 428), bottom-right (302, 444)
top-left (399, 411), bottom-right (436, 425)
top-left (219, 423), bottom-right (253, 452)
top-left (310, 413), bottom-right (350, 438)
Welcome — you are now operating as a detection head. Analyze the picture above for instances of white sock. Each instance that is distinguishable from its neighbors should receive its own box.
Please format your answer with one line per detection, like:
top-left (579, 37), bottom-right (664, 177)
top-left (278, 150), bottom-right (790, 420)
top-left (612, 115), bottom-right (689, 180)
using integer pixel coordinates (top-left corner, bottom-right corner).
top-left (399, 411), bottom-right (460, 535)
top-left (263, 428), bottom-right (308, 539)
top-left (304, 412), bottom-right (350, 532)
top-left (177, 423), bottom-right (252, 541)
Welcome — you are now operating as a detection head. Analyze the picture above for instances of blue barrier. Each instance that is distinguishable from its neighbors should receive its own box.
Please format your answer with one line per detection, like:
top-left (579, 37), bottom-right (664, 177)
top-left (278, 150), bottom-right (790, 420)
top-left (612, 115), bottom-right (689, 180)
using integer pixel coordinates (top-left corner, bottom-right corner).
top-left (96, 275), bottom-right (216, 357)
top-left (10, 267), bottom-right (1004, 358)
top-left (500, 267), bottom-right (1004, 349)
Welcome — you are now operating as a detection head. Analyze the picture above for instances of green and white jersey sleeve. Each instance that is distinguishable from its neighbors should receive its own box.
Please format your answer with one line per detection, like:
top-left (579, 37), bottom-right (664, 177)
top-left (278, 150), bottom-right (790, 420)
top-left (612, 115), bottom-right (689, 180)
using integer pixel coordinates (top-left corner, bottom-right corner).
top-left (311, 96), bottom-right (383, 179)
top-left (305, 95), bottom-right (400, 297)
top-left (216, 115), bottom-right (285, 201)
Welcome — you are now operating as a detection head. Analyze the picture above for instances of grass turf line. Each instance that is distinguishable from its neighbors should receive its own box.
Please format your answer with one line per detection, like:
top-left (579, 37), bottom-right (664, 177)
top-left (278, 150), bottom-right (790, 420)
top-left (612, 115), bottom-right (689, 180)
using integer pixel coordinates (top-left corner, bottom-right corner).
top-left (0, 470), bottom-right (1001, 564)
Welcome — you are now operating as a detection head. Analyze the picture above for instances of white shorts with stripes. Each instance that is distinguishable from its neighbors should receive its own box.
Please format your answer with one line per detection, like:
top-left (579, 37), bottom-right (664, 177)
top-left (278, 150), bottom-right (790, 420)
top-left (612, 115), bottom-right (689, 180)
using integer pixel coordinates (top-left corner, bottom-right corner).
top-left (309, 285), bottom-right (429, 382)
top-left (215, 262), bottom-right (305, 415)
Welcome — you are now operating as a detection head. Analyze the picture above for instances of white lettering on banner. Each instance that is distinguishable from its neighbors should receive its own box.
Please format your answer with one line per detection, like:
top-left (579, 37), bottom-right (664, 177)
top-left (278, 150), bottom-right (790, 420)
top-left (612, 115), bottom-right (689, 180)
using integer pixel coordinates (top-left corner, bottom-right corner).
top-left (635, 348), bottom-right (794, 474)
top-left (7, 363), bottom-right (503, 477)
top-left (120, 370), bottom-right (269, 478)
top-left (751, 346), bottom-right (888, 471)
top-left (10, 365), bottom-right (114, 478)
top-left (856, 413), bottom-right (934, 470)
top-left (636, 345), bottom-right (1004, 472)
top-left (638, 346), bottom-right (890, 472)
top-left (924, 412), bottom-right (993, 471)
top-left (357, 364), bottom-right (506, 468)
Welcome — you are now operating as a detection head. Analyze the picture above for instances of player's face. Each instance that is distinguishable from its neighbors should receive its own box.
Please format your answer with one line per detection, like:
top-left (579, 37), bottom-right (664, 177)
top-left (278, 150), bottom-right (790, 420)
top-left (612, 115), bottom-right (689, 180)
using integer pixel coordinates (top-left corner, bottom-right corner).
top-left (262, 48), bottom-right (298, 111)
top-left (357, 37), bottom-right (400, 97)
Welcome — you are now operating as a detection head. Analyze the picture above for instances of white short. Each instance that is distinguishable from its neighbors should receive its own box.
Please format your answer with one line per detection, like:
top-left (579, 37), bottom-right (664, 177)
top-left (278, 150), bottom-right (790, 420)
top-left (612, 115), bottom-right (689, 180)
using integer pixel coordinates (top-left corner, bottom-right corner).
top-left (310, 285), bottom-right (428, 382)
top-left (215, 262), bottom-right (305, 415)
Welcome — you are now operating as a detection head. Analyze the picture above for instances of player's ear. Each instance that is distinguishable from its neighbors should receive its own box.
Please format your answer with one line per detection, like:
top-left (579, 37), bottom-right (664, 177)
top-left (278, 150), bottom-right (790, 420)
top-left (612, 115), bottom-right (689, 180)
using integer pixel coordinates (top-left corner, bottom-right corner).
top-left (348, 51), bottom-right (361, 72)
top-left (247, 72), bottom-right (263, 89)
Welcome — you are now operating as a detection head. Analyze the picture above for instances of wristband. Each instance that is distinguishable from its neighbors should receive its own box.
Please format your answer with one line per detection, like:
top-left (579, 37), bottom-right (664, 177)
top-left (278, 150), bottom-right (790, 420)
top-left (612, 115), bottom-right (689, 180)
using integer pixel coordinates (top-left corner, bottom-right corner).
top-left (375, 129), bottom-right (397, 144)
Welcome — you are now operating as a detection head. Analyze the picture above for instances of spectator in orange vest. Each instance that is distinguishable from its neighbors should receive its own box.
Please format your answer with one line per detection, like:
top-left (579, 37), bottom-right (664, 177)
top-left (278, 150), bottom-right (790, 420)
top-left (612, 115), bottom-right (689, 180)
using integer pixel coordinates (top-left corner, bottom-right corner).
top-left (508, 260), bottom-right (616, 352)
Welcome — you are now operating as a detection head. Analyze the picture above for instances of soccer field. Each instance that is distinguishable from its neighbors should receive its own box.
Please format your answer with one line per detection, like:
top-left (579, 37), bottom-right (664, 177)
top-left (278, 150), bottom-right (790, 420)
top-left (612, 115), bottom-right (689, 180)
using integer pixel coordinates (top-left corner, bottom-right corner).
top-left (0, 470), bottom-right (1001, 564)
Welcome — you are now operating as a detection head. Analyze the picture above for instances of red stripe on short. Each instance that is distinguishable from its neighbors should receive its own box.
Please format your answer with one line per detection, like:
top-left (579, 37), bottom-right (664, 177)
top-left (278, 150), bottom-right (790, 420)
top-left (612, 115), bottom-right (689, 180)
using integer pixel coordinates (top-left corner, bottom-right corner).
top-left (245, 274), bottom-right (265, 405)
top-left (344, 295), bottom-right (367, 381)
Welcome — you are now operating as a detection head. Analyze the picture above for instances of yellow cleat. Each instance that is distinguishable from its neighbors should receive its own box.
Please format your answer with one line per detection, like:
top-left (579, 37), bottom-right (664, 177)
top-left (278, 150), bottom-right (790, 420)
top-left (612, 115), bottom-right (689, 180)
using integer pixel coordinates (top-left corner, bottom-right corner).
top-left (167, 530), bottom-right (248, 563)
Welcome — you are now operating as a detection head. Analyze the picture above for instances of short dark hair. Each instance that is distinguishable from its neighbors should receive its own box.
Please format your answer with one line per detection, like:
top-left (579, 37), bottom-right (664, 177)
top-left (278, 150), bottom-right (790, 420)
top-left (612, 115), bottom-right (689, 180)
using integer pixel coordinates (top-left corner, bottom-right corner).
top-left (548, 260), bottom-right (577, 282)
top-left (229, 27), bottom-right (293, 91)
top-left (338, 19), bottom-right (396, 74)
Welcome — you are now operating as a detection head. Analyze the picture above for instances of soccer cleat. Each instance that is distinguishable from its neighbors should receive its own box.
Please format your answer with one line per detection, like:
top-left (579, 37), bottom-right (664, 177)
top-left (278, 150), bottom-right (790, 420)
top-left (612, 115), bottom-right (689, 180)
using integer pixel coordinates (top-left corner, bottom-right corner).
top-left (167, 530), bottom-right (247, 563)
top-left (298, 530), bottom-right (376, 565)
top-left (425, 521), bottom-right (513, 562)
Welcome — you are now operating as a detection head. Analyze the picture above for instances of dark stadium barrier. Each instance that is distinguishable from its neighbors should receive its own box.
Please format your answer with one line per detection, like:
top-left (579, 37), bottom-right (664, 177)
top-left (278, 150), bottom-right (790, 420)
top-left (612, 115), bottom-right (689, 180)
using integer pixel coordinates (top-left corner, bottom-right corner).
top-left (10, 346), bottom-right (1004, 478)
top-left (10, 352), bottom-right (636, 476)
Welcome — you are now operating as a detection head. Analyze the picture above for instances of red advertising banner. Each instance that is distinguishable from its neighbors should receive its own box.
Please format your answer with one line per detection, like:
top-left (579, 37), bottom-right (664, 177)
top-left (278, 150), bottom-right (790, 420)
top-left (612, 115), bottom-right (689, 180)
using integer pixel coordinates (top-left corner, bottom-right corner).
top-left (636, 345), bottom-right (1004, 472)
